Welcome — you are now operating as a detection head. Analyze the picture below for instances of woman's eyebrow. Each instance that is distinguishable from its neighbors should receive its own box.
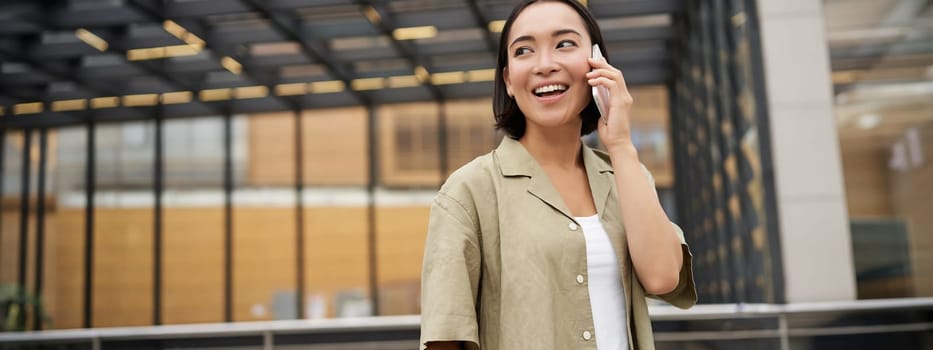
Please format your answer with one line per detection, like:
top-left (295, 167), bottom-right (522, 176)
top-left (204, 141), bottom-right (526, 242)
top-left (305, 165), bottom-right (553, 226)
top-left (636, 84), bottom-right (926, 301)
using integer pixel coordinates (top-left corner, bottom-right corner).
top-left (509, 28), bottom-right (584, 48)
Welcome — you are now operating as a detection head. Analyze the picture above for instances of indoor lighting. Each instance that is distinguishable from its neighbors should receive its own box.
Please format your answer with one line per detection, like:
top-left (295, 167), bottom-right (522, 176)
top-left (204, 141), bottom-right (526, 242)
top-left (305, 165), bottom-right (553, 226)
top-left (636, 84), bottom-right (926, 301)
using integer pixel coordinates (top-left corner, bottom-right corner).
top-left (160, 91), bottom-right (192, 104)
top-left (123, 94), bottom-right (159, 107)
top-left (164, 44), bottom-right (201, 57)
top-left (75, 28), bottom-right (108, 52)
top-left (466, 68), bottom-right (496, 82)
top-left (309, 80), bottom-right (345, 94)
top-left (857, 114), bottom-right (881, 130)
top-left (432, 71), bottom-right (465, 85)
top-left (414, 66), bottom-right (430, 83)
top-left (351, 77), bottom-right (385, 91)
top-left (388, 75), bottom-right (420, 88)
top-left (90, 97), bottom-right (119, 109)
top-left (163, 20), bottom-right (187, 39)
top-left (51, 99), bottom-right (87, 112)
top-left (13, 102), bottom-right (42, 115)
top-left (488, 20), bottom-right (505, 33)
top-left (234, 85), bottom-right (268, 99)
top-left (364, 6), bottom-right (382, 25)
top-left (392, 26), bottom-right (437, 40)
top-left (275, 83), bottom-right (308, 96)
top-left (200, 88), bottom-right (232, 101)
top-left (127, 47), bottom-right (165, 61)
top-left (221, 56), bottom-right (242, 75)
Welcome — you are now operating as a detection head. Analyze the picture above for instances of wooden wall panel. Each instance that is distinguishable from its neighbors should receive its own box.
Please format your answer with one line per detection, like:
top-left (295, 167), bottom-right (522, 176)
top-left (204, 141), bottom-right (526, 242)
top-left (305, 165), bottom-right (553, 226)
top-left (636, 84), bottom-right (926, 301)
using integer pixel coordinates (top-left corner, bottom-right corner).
top-left (303, 207), bottom-right (369, 318)
top-left (247, 109), bottom-right (369, 187)
top-left (162, 208), bottom-right (224, 324)
top-left (45, 209), bottom-right (84, 329)
top-left (232, 207), bottom-right (296, 321)
top-left (92, 208), bottom-right (153, 327)
top-left (376, 206), bottom-right (429, 315)
top-left (1, 212), bottom-right (20, 284)
top-left (247, 112), bottom-right (296, 186)
top-left (890, 123), bottom-right (933, 297)
top-left (840, 142), bottom-right (894, 218)
top-left (302, 108), bottom-right (369, 186)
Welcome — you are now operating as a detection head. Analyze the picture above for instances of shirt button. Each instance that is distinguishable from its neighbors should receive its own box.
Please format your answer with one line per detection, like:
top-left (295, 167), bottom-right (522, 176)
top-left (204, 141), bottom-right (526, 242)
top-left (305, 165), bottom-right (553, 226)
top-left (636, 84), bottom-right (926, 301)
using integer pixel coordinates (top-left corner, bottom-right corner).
top-left (568, 222), bottom-right (579, 231)
top-left (576, 274), bottom-right (585, 284)
top-left (583, 330), bottom-right (592, 341)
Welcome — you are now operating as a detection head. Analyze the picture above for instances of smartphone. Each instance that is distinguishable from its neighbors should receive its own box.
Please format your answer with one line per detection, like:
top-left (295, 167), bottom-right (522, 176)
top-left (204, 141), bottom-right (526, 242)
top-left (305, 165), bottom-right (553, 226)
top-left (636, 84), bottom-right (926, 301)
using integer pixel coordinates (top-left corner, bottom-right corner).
top-left (591, 44), bottom-right (610, 119)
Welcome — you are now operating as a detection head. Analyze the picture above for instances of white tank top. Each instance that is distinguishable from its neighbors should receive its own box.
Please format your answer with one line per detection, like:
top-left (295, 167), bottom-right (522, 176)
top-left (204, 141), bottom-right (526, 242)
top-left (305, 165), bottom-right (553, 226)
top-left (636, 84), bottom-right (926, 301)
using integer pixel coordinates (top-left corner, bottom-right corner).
top-left (576, 214), bottom-right (628, 350)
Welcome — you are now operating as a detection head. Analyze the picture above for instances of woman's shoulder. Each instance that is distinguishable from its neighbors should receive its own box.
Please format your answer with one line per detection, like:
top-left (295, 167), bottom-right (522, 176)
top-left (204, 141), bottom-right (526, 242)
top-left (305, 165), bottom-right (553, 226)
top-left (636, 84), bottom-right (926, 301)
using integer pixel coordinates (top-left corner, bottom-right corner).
top-left (442, 151), bottom-right (497, 192)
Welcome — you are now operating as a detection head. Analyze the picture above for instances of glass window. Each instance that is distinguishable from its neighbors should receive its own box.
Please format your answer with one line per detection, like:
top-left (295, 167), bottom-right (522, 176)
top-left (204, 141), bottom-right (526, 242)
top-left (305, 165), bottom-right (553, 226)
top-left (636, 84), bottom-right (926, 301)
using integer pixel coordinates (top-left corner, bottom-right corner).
top-left (92, 121), bottom-right (154, 327)
top-left (162, 117), bottom-right (225, 325)
top-left (826, 0), bottom-right (933, 299)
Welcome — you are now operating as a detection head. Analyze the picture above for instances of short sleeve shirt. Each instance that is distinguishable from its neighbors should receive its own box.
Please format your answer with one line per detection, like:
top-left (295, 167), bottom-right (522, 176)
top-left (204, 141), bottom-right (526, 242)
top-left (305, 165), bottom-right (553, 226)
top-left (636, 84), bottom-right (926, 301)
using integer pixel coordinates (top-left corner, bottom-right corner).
top-left (420, 137), bottom-right (697, 350)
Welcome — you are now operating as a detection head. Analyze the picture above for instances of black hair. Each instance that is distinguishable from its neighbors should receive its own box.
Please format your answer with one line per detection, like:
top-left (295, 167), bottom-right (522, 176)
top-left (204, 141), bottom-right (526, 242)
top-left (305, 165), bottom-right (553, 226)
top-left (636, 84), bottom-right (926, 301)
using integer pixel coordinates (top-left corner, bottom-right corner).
top-left (493, 0), bottom-right (607, 139)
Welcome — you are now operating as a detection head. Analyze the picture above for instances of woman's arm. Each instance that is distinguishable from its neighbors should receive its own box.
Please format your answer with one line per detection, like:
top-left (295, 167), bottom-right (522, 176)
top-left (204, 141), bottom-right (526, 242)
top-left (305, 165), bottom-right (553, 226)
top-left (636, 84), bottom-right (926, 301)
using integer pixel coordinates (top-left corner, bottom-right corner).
top-left (588, 57), bottom-right (684, 295)
top-left (607, 145), bottom-right (683, 295)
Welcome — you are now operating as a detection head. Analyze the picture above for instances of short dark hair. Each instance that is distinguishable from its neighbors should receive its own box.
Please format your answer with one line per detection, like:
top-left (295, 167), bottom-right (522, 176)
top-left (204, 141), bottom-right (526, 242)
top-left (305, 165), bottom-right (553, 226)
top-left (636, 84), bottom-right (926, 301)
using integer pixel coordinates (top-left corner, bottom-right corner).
top-left (493, 0), bottom-right (607, 139)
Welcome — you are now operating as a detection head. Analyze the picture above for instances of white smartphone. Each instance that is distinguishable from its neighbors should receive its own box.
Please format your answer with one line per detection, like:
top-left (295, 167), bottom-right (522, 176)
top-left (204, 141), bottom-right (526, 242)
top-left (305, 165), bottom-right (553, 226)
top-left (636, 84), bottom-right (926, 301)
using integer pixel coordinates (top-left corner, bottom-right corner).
top-left (591, 44), bottom-right (610, 119)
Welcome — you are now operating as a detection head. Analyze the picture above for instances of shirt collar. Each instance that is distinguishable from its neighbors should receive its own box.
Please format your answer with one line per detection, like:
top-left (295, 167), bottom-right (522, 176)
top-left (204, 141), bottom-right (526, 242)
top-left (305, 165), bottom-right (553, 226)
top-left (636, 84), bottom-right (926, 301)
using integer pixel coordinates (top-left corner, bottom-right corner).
top-left (494, 136), bottom-right (613, 177)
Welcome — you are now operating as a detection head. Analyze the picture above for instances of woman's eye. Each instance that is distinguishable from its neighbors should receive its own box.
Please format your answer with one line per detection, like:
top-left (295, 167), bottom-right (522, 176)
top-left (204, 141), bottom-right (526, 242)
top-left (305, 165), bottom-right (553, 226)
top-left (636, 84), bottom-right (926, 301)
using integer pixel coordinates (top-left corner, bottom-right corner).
top-left (513, 47), bottom-right (532, 56)
top-left (557, 40), bottom-right (577, 49)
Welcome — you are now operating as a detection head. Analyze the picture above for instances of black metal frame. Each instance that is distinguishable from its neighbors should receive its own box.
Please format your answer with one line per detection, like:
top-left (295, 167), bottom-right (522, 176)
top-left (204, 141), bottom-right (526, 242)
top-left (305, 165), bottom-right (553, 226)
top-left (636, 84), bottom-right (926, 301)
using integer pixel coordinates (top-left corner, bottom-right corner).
top-left (0, 0), bottom-right (801, 330)
top-left (670, 0), bottom-right (784, 304)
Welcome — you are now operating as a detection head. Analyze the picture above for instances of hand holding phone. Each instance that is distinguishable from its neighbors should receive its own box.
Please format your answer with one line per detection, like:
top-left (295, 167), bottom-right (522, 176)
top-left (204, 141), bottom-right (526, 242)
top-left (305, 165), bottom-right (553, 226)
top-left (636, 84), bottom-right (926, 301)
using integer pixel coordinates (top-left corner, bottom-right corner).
top-left (591, 44), bottom-right (611, 119)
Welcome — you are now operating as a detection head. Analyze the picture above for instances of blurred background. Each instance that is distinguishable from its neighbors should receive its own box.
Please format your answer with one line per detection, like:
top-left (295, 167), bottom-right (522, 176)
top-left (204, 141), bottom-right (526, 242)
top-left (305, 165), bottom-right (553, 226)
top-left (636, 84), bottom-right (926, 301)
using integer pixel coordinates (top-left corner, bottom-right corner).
top-left (0, 0), bottom-right (931, 349)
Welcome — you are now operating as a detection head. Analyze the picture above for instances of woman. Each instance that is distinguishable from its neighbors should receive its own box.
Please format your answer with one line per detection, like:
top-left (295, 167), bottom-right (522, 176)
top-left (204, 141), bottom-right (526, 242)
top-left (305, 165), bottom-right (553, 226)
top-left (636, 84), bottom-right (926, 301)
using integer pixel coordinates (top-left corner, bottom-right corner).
top-left (420, 1), bottom-right (696, 349)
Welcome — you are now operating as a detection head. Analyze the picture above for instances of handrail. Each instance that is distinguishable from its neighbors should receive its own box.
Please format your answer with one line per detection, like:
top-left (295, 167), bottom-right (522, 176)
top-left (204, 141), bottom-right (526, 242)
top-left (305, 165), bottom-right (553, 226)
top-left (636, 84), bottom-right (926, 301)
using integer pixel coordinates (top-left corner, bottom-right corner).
top-left (1, 298), bottom-right (932, 344)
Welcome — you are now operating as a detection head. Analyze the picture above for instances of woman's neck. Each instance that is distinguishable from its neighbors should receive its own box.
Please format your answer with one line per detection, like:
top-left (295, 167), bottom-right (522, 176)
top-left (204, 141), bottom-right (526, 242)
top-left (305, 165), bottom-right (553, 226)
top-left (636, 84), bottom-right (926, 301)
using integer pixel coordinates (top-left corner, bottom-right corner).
top-left (519, 124), bottom-right (583, 170)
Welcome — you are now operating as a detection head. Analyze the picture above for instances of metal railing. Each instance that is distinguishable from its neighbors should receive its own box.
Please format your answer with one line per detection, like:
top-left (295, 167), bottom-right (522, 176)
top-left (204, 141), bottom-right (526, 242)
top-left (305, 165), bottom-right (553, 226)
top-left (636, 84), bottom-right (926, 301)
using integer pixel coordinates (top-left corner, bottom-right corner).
top-left (1, 298), bottom-right (931, 349)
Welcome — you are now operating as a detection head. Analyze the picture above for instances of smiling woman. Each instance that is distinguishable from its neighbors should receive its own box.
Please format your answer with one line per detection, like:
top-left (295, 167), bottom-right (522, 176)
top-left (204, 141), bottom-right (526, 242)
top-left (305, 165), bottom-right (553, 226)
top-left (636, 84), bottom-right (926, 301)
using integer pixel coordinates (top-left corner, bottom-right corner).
top-left (419, 1), bottom-right (696, 350)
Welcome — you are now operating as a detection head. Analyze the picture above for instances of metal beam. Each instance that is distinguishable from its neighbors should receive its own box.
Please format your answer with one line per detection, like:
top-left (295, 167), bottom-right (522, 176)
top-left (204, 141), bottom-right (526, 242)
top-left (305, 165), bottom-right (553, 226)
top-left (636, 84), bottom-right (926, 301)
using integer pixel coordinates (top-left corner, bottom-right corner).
top-left (240, 0), bottom-right (371, 106)
top-left (359, 1), bottom-right (443, 101)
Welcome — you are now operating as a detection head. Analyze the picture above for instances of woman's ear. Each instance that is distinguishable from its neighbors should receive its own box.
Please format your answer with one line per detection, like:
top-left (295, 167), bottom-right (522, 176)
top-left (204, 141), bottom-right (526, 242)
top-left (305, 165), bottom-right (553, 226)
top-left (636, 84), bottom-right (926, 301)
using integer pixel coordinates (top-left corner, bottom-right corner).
top-left (503, 67), bottom-right (513, 97)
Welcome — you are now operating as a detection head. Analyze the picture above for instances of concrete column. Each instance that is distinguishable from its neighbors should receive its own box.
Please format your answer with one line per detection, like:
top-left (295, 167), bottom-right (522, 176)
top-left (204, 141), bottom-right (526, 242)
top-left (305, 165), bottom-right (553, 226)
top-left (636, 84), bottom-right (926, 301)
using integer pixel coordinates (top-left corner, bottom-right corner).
top-left (756, 0), bottom-right (857, 302)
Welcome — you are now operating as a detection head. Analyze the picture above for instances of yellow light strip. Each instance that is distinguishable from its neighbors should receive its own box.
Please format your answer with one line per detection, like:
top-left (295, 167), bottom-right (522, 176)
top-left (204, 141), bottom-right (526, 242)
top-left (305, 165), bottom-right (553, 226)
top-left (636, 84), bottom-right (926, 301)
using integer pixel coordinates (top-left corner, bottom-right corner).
top-left (466, 68), bottom-right (496, 82)
top-left (13, 102), bottom-right (43, 115)
top-left (90, 97), bottom-right (119, 109)
top-left (364, 6), bottom-right (382, 25)
top-left (275, 83), bottom-right (308, 96)
top-left (164, 44), bottom-right (201, 57)
top-left (234, 85), bottom-right (268, 99)
top-left (309, 80), bottom-right (345, 94)
top-left (0, 106), bottom-right (5, 116)
top-left (414, 66), bottom-right (430, 83)
top-left (123, 94), bottom-right (159, 107)
top-left (183, 33), bottom-right (206, 48)
top-left (127, 47), bottom-right (165, 61)
top-left (488, 20), bottom-right (505, 33)
top-left (392, 26), bottom-right (438, 40)
top-left (221, 56), bottom-right (242, 75)
top-left (160, 91), bottom-right (192, 104)
top-left (162, 20), bottom-right (187, 39)
top-left (51, 99), bottom-right (88, 112)
top-left (388, 75), bottom-right (420, 88)
top-left (76, 28), bottom-right (108, 52)
top-left (200, 88), bottom-right (232, 101)
top-left (432, 71), bottom-right (465, 85)
top-left (351, 77), bottom-right (385, 91)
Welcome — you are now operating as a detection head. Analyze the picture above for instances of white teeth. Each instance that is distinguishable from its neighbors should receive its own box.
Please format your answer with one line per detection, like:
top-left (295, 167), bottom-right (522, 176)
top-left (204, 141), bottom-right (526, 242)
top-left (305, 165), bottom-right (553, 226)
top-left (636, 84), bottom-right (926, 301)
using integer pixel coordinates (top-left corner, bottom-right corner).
top-left (534, 84), bottom-right (568, 94)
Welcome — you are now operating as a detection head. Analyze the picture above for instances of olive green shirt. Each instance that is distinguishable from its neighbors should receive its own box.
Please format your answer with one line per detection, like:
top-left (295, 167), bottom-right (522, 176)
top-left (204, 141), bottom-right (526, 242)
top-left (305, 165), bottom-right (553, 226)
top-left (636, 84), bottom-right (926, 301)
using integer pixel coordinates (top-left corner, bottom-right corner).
top-left (421, 137), bottom-right (696, 350)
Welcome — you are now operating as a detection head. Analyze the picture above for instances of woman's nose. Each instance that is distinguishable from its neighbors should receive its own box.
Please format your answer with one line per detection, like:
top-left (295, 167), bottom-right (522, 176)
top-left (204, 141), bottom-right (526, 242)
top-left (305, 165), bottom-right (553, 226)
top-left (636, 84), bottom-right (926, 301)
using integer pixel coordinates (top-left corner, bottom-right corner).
top-left (532, 52), bottom-right (560, 75)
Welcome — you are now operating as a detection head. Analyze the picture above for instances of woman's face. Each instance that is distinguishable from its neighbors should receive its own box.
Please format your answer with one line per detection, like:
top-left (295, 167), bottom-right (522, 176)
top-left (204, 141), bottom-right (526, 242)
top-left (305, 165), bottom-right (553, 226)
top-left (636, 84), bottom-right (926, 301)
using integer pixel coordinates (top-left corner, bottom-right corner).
top-left (504, 1), bottom-right (593, 135)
